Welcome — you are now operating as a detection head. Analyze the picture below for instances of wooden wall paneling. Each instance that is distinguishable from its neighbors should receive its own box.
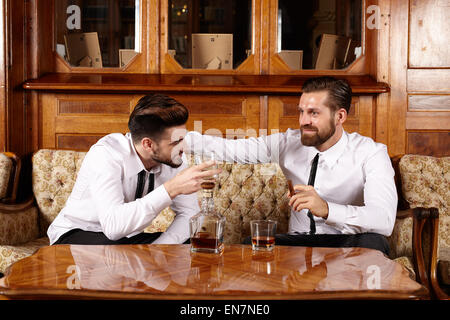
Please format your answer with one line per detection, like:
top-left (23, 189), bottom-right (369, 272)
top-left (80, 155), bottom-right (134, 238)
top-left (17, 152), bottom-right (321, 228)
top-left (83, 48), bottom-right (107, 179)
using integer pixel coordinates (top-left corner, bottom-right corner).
top-left (408, 95), bottom-right (450, 111)
top-left (56, 135), bottom-right (105, 151)
top-left (374, 0), bottom-right (391, 146)
top-left (409, 0), bottom-right (450, 68)
top-left (387, 0), bottom-right (409, 156)
top-left (7, 0), bottom-right (26, 156)
top-left (268, 96), bottom-right (297, 133)
top-left (41, 94), bottom-right (133, 150)
top-left (357, 96), bottom-right (376, 138)
top-left (406, 111), bottom-right (450, 130)
top-left (26, 0), bottom-right (56, 155)
top-left (147, 0), bottom-right (158, 73)
top-left (267, 96), bottom-right (369, 137)
top-left (407, 69), bottom-right (450, 93)
top-left (407, 131), bottom-right (450, 157)
top-left (40, 93), bottom-right (57, 149)
top-left (267, 96), bottom-right (282, 134)
top-left (169, 94), bottom-right (260, 138)
top-left (405, 0), bottom-right (450, 157)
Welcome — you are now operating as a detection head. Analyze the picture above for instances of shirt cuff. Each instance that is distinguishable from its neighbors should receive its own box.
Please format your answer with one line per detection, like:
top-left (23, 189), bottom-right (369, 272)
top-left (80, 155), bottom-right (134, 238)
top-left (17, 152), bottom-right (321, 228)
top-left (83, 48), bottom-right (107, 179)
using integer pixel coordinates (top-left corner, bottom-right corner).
top-left (325, 202), bottom-right (346, 229)
top-left (143, 184), bottom-right (172, 215)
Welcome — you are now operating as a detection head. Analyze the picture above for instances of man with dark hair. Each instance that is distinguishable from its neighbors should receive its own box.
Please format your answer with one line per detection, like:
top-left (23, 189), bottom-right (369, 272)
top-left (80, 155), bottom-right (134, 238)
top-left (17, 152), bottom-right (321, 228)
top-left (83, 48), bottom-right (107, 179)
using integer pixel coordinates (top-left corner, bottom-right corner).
top-left (186, 76), bottom-right (397, 255)
top-left (48, 93), bottom-right (220, 245)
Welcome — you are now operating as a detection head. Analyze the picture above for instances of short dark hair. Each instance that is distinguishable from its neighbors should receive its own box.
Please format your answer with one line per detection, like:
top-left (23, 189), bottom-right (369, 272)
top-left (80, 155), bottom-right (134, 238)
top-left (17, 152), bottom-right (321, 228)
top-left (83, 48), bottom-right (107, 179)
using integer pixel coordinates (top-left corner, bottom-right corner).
top-left (128, 94), bottom-right (189, 144)
top-left (302, 76), bottom-right (352, 113)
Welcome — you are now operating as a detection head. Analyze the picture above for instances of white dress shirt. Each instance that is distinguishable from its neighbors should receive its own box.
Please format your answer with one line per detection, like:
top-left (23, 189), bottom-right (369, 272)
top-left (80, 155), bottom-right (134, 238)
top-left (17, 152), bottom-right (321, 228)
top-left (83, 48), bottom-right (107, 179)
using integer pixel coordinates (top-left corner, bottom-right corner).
top-left (185, 129), bottom-right (397, 236)
top-left (47, 133), bottom-right (199, 245)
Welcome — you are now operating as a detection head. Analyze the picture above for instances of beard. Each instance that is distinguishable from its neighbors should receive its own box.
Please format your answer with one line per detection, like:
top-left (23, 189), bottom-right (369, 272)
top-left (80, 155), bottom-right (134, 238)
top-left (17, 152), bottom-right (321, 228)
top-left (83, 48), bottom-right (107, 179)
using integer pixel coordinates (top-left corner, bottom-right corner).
top-left (151, 150), bottom-right (184, 168)
top-left (300, 118), bottom-right (336, 147)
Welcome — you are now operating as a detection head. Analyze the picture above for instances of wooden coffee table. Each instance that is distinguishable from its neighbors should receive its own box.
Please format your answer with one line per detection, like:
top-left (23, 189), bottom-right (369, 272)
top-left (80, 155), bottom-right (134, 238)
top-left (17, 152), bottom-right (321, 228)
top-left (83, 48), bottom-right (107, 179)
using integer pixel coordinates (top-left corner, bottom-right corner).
top-left (0, 244), bottom-right (428, 300)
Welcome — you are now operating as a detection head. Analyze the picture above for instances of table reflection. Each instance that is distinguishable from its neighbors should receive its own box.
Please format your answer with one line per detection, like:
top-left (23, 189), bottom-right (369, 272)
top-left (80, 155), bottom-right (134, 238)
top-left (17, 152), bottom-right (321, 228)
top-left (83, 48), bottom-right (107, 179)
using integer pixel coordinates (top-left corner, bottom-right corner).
top-left (65, 244), bottom-right (407, 295)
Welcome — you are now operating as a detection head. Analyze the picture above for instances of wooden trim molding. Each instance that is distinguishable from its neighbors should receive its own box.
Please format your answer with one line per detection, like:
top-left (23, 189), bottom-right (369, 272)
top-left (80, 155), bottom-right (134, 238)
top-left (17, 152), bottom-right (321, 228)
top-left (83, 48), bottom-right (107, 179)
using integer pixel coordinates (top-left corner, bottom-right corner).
top-left (23, 73), bottom-right (389, 95)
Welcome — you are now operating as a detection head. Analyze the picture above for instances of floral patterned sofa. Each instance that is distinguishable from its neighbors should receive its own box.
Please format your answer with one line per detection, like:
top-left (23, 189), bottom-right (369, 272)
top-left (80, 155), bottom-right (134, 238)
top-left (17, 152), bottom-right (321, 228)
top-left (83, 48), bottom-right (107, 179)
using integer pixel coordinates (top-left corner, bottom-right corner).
top-left (0, 149), bottom-right (433, 286)
top-left (0, 149), bottom-right (290, 273)
top-left (395, 155), bottom-right (449, 299)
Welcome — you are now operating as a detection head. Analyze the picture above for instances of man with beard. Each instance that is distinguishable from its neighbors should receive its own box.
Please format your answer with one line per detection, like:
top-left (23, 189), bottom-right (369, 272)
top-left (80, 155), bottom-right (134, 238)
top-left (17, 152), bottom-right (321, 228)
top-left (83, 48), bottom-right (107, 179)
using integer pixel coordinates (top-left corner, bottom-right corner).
top-left (185, 77), bottom-right (397, 255)
top-left (48, 94), bottom-right (220, 245)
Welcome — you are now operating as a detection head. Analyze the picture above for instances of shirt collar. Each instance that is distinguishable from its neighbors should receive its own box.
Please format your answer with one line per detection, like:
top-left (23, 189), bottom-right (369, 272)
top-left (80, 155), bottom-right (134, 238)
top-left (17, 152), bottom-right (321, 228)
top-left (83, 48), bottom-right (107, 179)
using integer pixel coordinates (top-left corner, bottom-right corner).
top-left (124, 133), bottom-right (161, 178)
top-left (309, 131), bottom-right (348, 168)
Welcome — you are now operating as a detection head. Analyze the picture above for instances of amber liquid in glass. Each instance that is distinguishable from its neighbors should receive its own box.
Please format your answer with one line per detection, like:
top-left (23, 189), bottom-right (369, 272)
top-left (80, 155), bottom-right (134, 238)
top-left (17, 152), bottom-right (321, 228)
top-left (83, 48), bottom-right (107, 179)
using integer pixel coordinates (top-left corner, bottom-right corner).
top-left (191, 232), bottom-right (220, 250)
top-left (252, 236), bottom-right (275, 249)
top-left (200, 181), bottom-right (215, 190)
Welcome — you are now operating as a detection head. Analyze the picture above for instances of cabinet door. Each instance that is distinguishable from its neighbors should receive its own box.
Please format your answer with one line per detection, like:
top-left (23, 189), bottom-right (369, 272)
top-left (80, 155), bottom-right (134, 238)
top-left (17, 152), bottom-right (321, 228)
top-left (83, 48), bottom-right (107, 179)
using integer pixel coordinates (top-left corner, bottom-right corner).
top-left (40, 93), bottom-right (262, 151)
top-left (53, 0), bottom-right (146, 72)
top-left (161, 0), bottom-right (259, 74)
top-left (40, 93), bottom-right (135, 150)
top-left (168, 94), bottom-right (262, 138)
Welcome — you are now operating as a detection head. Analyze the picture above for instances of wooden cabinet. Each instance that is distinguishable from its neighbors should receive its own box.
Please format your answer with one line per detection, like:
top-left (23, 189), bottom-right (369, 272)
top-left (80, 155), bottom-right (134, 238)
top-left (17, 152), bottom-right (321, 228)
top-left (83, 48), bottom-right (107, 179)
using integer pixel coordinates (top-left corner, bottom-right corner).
top-left (3, 0), bottom-right (399, 156)
top-left (25, 73), bottom-right (387, 151)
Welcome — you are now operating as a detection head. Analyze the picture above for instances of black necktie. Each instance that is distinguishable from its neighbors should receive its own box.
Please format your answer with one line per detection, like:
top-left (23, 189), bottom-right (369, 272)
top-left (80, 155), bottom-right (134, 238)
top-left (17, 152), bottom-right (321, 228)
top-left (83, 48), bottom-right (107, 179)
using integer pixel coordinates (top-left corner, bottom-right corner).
top-left (307, 153), bottom-right (319, 234)
top-left (135, 170), bottom-right (154, 200)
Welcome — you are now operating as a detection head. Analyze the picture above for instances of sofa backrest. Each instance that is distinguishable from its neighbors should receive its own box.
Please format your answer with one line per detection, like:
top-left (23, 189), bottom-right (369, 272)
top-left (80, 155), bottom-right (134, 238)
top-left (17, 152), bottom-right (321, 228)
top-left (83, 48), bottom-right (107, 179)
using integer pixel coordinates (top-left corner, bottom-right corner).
top-left (32, 149), bottom-right (290, 243)
top-left (399, 154), bottom-right (449, 259)
top-left (32, 150), bottom-right (87, 235)
top-left (0, 153), bottom-right (12, 200)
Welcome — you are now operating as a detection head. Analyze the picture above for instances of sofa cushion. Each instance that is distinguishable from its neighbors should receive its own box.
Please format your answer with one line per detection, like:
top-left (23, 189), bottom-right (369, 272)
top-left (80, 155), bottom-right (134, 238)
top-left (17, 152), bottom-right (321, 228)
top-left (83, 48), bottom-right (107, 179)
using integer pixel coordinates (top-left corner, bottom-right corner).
top-left (399, 155), bottom-right (450, 261)
top-left (213, 162), bottom-right (289, 243)
top-left (0, 153), bottom-right (12, 200)
top-left (387, 216), bottom-right (413, 260)
top-left (394, 256), bottom-right (416, 280)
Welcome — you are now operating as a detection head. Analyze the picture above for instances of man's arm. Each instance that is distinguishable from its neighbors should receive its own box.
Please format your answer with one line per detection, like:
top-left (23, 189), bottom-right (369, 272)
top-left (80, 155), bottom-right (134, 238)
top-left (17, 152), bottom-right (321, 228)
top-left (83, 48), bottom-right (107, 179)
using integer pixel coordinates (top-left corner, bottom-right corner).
top-left (89, 148), bottom-right (172, 241)
top-left (184, 131), bottom-right (280, 164)
top-left (152, 192), bottom-right (200, 244)
top-left (90, 148), bottom-right (219, 241)
top-left (325, 147), bottom-right (398, 236)
top-left (288, 147), bottom-right (397, 236)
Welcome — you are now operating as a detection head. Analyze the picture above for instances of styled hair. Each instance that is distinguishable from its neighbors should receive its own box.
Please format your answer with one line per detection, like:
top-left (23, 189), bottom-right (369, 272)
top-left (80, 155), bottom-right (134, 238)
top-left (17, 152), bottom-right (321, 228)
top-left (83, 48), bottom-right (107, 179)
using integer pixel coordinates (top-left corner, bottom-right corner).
top-left (128, 94), bottom-right (189, 143)
top-left (302, 76), bottom-right (352, 113)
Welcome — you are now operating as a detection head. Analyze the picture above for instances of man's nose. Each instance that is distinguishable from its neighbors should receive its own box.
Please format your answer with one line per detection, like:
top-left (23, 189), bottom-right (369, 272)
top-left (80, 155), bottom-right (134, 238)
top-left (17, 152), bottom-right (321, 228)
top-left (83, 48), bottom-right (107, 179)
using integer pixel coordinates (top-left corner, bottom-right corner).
top-left (299, 113), bottom-right (311, 126)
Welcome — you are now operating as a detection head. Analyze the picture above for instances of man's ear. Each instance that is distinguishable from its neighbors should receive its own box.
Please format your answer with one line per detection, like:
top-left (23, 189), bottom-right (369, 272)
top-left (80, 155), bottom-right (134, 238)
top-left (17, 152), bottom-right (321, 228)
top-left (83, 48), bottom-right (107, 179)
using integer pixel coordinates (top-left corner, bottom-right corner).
top-left (335, 108), bottom-right (347, 124)
top-left (141, 137), bottom-right (155, 151)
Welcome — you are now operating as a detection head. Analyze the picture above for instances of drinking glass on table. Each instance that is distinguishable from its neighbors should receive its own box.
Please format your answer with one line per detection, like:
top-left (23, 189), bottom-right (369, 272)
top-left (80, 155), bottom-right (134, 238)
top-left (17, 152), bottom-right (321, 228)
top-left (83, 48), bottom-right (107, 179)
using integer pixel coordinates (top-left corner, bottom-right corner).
top-left (250, 220), bottom-right (277, 251)
top-left (194, 152), bottom-right (219, 191)
top-left (190, 152), bottom-right (225, 254)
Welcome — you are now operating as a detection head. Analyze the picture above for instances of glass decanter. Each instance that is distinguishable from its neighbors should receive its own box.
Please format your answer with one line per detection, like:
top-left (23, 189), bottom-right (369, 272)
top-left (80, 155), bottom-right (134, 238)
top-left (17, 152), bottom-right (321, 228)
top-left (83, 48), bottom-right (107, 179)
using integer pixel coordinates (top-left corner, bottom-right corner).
top-left (189, 153), bottom-right (225, 254)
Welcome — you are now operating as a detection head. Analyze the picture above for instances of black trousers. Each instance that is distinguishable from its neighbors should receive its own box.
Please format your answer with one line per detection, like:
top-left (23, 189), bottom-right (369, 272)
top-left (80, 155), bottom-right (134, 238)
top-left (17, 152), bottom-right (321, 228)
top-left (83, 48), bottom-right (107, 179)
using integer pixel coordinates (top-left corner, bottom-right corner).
top-left (243, 232), bottom-right (390, 256)
top-left (53, 229), bottom-right (164, 245)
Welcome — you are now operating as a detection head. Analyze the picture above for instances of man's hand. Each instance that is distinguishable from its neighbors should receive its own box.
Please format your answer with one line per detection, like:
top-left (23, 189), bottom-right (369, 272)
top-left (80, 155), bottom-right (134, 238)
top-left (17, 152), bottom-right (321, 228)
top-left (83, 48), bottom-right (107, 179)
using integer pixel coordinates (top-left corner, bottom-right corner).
top-left (287, 185), bottom-right (329, 219)
top-left (164, 161), bottom-right (222, 199)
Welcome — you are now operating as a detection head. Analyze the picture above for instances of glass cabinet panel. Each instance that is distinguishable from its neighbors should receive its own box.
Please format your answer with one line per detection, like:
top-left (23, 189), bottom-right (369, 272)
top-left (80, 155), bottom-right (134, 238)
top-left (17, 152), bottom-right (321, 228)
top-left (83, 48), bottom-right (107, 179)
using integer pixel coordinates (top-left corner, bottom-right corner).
top-left (278, 0), bottom-right (362, 70)
top-left (168, 0), bottom-right (252, 70)
top-left (55, 0), bottom-right (139, 68)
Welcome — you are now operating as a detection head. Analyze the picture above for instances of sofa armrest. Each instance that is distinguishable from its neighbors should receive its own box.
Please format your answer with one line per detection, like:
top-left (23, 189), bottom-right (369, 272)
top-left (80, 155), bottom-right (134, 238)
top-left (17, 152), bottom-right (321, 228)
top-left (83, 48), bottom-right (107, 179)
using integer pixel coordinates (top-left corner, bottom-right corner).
top-left (0, 198), bottom-right (40, 245)
top-left (427, 207), bottom-right (449, 300)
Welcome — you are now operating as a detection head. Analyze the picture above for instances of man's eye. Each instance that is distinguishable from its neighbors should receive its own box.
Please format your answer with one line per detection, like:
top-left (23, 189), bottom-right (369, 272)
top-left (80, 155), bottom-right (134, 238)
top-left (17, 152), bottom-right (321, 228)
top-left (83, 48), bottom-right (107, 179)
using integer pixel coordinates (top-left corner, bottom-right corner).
top-left (312, 111), bottom-right (318, 116)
